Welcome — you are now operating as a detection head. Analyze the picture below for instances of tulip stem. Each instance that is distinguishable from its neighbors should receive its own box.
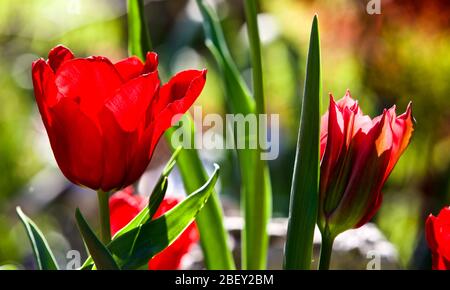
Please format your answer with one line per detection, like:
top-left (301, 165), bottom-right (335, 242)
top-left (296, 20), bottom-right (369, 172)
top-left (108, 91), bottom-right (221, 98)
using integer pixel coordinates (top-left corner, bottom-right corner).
top-left (96, 190), bottom-right (111, 244)
top-left (318, 230), bottom-right (335, 270)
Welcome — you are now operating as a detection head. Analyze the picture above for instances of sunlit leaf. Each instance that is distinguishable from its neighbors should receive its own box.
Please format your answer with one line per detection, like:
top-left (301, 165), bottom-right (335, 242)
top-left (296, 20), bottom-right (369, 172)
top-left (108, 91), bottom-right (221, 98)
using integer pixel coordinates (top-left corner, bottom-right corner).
top-left (83, 164), bottom-right (221, 269)
top-left (75, 208), bottom-right (120, 270)
top-left (16, 207), bottom-right (59, 270)
top-left (284, 15), bottom-right (322, 270)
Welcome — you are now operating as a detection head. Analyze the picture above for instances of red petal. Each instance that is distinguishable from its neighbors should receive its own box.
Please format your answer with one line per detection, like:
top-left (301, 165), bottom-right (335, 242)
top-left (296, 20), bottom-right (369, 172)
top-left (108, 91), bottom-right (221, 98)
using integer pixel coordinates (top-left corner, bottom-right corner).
top-left (143, 52), bottom-right (158, 74)
top-left (48, 98), bottom-right (104, 189)
top-left (97, 108), bottom-right (132, 191)
top-left (114, 56), bottom-right (145, 82)
top-left (105, 71), bottom-right (159, 132)
top-left (47, 45), bottom-right (74, 72)
top-left (152, 69), bottom-right (207, 150)
top-left (55, 57), bottom-right (123, 120)
top-left (121, 125), bottom-right (154, 187)
top-left (385, 102), bottom-right (414, 179)
top-left (336, 90), bottom-right (357, 111)
top-left (426, 214), bottom-right (439, 253)
top-left (426, 208), bottom-right (450, 270)
top-left (32, 59), bottom-right (60, 126)
top-left (109, 188), bottom-right (146, 236)
top-left (320, 96), bottom-right (344, 206)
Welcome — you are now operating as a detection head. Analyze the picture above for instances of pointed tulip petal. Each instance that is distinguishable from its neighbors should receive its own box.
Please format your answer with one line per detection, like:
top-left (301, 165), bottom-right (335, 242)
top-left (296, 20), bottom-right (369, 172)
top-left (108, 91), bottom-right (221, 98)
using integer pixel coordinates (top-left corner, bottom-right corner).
top-left (48, 45), bottom-right (74, 72)
top-left (114, 56), bottom-right (145, 81)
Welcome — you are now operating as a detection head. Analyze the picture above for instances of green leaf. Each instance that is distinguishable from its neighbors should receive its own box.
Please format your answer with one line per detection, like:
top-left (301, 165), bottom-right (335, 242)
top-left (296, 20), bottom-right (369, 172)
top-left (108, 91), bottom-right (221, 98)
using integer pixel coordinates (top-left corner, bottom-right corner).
top-left (196, 0), bottom-right (254, 115)
top-left (83, 164), bottom-right (221, 269)
top-left (165, 116), bottom-right (235, 270)
top-left (148, 146), bottom-right (180, 218)
top-left (284, 15), bottom-right (322, 270)
top-left (127, 0), bottom-right (152, 59)
top-left (75, 208), bottom-right (120, 270)
top-left (196, 0), bottom-right (273, 269)
top-left (16, 207), bottom-right (59, 270)
top-left (148, 176), bottom-right (168, 219)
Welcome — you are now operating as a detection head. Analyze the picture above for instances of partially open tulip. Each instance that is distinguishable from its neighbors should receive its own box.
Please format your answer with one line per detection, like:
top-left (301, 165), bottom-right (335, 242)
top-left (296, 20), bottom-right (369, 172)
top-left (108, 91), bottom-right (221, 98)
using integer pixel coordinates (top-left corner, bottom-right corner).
top-left (426, 206), bottom-right (450, 270)
top-left (109, 187), bottom-right (199, 270)
top-left (32, 45), bottom-right (206, 191)
top-left (318, 91), bottom-right (414, 237)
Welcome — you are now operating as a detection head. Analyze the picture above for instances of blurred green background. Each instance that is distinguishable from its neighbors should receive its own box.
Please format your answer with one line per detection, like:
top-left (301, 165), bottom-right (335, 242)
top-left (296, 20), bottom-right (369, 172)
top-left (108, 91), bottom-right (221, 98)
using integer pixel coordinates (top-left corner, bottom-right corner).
top-left (0, 0), bottom-right (449, 269)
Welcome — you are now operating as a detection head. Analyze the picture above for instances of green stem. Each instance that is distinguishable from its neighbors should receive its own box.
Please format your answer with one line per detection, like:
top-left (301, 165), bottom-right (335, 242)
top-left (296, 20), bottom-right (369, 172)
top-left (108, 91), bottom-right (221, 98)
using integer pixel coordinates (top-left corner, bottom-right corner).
top-left (127, 0), bottom-right (153, 59)
top-left (242, 0), bottom-right (271, 270)
top-left (244, 0), bottom-right (265, 114)
top-left (318, 230), bottom-right (334, 270)
top-left (96, 190), bottom-right (111, 244)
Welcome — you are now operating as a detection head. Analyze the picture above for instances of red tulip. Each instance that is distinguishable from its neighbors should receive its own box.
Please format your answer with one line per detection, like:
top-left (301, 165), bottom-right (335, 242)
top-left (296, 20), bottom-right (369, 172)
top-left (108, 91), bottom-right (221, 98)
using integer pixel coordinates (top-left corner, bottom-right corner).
top-left (318, 91), bottom-right (414, 237)
top-left (109, 187), bottom-right (199, 270)
top-left (32, 45), bottom-right (206, 191)
top-left (426, 206), bottom-right (450, 270)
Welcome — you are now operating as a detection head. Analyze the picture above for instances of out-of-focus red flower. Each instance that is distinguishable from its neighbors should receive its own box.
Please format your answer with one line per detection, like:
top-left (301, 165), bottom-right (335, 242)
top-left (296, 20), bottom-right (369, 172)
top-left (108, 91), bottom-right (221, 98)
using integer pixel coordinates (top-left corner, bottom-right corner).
top-left (426, 206), bottom-right (450, 270)
top-left (32, 45), bottom-right (206, 191)
top-left (109, 187), bottom-right (199, 270)
top-left (318, 91), bottom-right (414, 237)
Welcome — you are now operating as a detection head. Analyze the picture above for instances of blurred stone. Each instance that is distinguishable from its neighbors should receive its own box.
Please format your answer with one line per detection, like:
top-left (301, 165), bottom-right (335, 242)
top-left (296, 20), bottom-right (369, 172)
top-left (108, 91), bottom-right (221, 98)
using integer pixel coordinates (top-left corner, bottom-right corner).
top-left (182, 217), bottom-right (401, 270)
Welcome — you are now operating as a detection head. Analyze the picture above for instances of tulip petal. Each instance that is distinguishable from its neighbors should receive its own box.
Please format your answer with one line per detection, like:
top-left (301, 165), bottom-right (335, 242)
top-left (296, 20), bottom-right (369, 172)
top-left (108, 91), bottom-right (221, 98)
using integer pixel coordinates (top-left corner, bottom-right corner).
top-left (143, 52), bottom-right (158, 74)
top-left (152, 69), bottom-right (207, 151)
top-left (385, 103), bottom-right (414, 178)
top-left (31, 59), bottom-right (60, 126)
top-left (105, 71), bottom-right (160, 132)
top-left (426, 207), bottom-right (450, 270)
top-left (114, 56), bottom-right (145, 81)
top-left (49, 98), bottom-right (103, 189)
top-left (47, 45), bottom-right (74, 72)
top-left (320, 96), bottom-right (345, 214)
top-left (109, 187), bottom-right (146, 235)
top-left (55, 57), bottom-right (123, 121)
top-left (122, 125), bottom-right (154, 187)
top-left (426, 214), bottom-right (439, 254)
top-left (97, 107), bottom-right (132, 191)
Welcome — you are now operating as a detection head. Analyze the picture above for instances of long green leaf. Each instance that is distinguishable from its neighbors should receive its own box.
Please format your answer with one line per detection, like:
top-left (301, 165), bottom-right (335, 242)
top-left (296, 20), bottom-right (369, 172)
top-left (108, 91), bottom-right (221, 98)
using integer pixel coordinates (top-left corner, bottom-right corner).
top-left (16, 207), bottom-right (59, 270)
top-left (75, 208), bottom-right (120, 270)
top-left (83, 164), bottom-right (221, 269)
top-left (196, 0), bottom-right (272, 269)
top-left (166, 118), bottom-right (235, 269)
top-left (284, 15), bottom-right (322, 269)
top-left (196, 0), bottom-right (254, 114)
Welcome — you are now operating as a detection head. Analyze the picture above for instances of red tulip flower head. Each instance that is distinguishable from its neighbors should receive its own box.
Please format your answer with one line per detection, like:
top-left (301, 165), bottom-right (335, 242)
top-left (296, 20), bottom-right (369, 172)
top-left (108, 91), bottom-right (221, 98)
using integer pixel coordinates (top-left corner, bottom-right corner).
top-left (426, 206), bottom-right (450, 270)
top-left (109, 187), bottom-right (199, 270)
top-left (318, 91), bottom-right (414, 237)
top-left (32, 45), bottom-right (206, 191)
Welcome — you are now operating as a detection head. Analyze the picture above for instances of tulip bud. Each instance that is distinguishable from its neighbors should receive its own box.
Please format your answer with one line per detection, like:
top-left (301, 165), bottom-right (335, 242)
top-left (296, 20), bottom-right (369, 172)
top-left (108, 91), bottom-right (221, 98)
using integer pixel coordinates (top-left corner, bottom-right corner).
top-left (318, 91), bottom-right (414, 238)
